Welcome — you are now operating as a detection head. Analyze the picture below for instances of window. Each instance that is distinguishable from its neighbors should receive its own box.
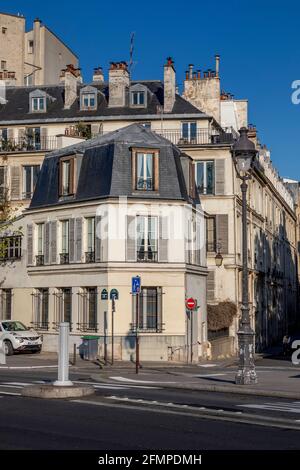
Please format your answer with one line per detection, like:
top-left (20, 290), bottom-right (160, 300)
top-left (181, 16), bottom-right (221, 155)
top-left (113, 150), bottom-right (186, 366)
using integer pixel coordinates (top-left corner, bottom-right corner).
top-left (0, 165), bottom-right (6, 198)
top-left (0, 289), bottom-right (12, 320)
top-left (59, 157), bottom-right (75, 197)
top-left (1, 60), bottom-right (6, 70)
top-left (54, 288), bottom-right (72, 328)
top-left (23, 165), bottom-right (40, 199)
top-left (82, 93), bottom-right (96, 109)
top-left (196, 161), bottom-right (215, 195)
top-left (33, 288), bottom-right (49, 330)
top-left (26, 127), bottom-right (41, 150)
top-left (0, 236), bottom-right (22, 260)
top-left (2, 27), bottom-right (7, 34)
top-left (86, 217), bottom-right (95, 262)
top-left (78, 287), bottom-right (97, 331)
top-left (25, 74), bottom-right (34, 86)
top-left (28, 40), bottom-right (34, 54)
top-left (136, 216), bottom-right (158, 262)
top-left (36, 223), bottom-right (44, 265)
top-left (60, 220), bottom-right (69, 264)
top-left (206, 217), bottom-right (216, 252)
top-left (181, 122), bottom-right (197, 142)
top-left (137, 152), bottom-right (153, 190)
top-left (31, 96), bottom-right (45, 112)
top-left (131, 91), bottom-right (145, 106)
top-left (133, 287), bottom-right (162, 332)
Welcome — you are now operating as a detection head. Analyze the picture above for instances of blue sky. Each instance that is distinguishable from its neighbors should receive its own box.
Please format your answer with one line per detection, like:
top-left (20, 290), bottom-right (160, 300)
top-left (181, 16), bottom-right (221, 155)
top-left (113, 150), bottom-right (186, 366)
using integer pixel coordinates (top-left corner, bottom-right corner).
top-left (2, 0), bottom-right (300, 179)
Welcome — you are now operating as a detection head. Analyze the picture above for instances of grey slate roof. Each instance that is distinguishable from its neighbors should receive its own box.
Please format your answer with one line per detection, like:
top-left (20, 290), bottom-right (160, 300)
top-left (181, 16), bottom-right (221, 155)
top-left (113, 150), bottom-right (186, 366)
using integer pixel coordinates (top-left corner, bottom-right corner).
top-left (29, 124), bottom-right (199, 209)
top-left (0, 81), bottom-right (207, 123)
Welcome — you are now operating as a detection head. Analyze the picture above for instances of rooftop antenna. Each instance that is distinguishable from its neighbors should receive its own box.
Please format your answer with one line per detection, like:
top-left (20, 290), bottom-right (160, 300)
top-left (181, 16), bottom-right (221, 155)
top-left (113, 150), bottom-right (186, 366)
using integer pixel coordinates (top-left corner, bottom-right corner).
top-left (129, 32), bottom-right (136, 74)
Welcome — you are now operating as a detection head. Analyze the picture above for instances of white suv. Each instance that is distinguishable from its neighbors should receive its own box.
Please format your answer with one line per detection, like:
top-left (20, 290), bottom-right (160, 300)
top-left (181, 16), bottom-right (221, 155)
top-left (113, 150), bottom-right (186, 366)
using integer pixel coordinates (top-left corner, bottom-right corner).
top-left (0, 321), bottom-right (43, 355)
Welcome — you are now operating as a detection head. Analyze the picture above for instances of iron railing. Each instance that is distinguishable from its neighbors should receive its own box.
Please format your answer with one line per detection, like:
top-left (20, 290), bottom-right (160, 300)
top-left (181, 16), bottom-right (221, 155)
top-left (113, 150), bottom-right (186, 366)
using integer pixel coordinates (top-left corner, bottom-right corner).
top-left (59, 253), bottom-right (69, 264)
top-left (155, 128), bottom-right (237, 146)
top-left (31, 321), bottom-right (49, 331)
top-left (85, 251), bottom-right (95, 263)
top-left (35, 255), bottom-right (44, 266)
top-left (77, 322), bottom-right (98, 332)
top-left (136, 250), bottom-right (158, 262)
top-left (0, 136), bottom-right (58, 152)
top-left (130, 322), bottom-right (165, 333)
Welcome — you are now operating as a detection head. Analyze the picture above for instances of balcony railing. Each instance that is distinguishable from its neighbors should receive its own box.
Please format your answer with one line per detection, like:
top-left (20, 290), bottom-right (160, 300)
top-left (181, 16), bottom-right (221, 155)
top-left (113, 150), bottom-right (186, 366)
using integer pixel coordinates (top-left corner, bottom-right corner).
top-left (137, 250), bottom-right (158, 262)
top-left (130, 322), bottom-right (164, 333)
top-left (77, 322), bottom-right (98, 332)
top-left (0, 136), bottom-right (58, 153)
top-left (85, 251), bottom-right (95, 263)
top-left (155, 128), bottom-right (237, 146)
top-left (31, 321), bottom-right (49, 331)
top-left (35, 255), bottom-right (44, 266)
top-left (59, 253), bottom-right (69, 265)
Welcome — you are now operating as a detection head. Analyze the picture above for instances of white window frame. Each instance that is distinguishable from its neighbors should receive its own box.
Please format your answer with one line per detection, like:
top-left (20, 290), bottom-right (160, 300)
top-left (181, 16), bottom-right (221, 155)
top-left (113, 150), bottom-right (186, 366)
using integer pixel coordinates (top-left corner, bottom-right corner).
top-left (22, 165), bottom-right (40, 199)
top-left (86, 217), bottom-right (95, 253)
top-left (61, 220), bottom-right (69, 254)
top-left (37, 223), bottom-right (44, 255)
top-left (195, 160), bottom-right (215, 195)
top-left (31, 97), bottom-right (45, 111)
top-left (136, 215), bottom-right (158, 261)
top-left (131, 91), bottom-right (145, 106)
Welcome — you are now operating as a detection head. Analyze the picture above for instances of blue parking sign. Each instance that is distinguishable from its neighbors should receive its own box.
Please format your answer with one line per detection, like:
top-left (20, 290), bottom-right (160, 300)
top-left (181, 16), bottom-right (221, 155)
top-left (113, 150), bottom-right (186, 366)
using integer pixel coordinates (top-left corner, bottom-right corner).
top-left (132, 276), bottom-right (141, 295)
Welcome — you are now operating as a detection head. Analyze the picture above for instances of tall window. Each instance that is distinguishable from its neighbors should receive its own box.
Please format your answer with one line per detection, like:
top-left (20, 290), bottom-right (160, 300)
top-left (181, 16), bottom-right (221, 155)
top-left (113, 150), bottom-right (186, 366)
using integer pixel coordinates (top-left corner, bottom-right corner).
top-left (36, 223), bottom-right (44, 265)
top-left (0, 289), bottom-right (12, 320)
top-left (181, 122), bottom-right (197, 142)
top-left (0, 128), bottom-right (8, 149)
top-left (0, 165), bottom-right (6, 198)
top-left (26, 127), bottom-right (41, 150)
top-left (23, 165), bottom-right (40, 199)
top-left (28, 40), bottom-right (34, 54)
top-left (55, 288), bottom-right (72, 328)
top-left (206, 217), bottom-right (216, 252)
top-left (133, 287), bottom-right (162, 332)
top-left (196, 161), bottom-right (215, 195)
top-left (131, 91), bottom-right (145, 106)
top-left (31, 97), bottom-right (45, 111)
top-left (33, 288), bottom-right (49, 329)
top-left (78, 287), bottom-right (97, 331)
top-left (136, 152), bottom-right (154, 190)
top-left (86, 217), bottom-right (95, 262)
top-left (82, 93), bottom-right (96, 109)
top-left (1, 60), bottom-right (6, 70)
top-left (0, 236), bottom-right (22, 260)
top-left (136, 216), bottom-right (158, 262)
top-left (60, 220), bottom-right (69, 264)
top-left (59, 158), bottom-right (74, 197)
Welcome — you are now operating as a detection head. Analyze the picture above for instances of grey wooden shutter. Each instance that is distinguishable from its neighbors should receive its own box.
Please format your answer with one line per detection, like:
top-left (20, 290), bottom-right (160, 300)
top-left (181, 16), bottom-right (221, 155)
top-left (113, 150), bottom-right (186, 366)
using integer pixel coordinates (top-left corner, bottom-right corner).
top-left (95, 216), bottom-right (101, 262)
top-left (75, 217), bottom-right (82, 262)
top-left (10, 166), bottom-right (21, 200)
top-left (69, 218), bottom-right (75, 263)
top-left (216, 214), bottom-right (228, 254)
top-left (207, 270), bottom-right (215, 302)
top-left (40, 127), bottom-right (48, 150)
top-left (0, 166), bottom-right (6, 199)
top-left (215, 159), bottom-right (225, 195)
top-left (126, 215), bottom-right (136, 262)
top-left (44, 222), bottom-right (50, 264)
top-left (159, 216), bottom-right (168, 262)
top-left (50, 221), bottom-right (57, 264)
top-left (27, 224), bottom-right (33, 266)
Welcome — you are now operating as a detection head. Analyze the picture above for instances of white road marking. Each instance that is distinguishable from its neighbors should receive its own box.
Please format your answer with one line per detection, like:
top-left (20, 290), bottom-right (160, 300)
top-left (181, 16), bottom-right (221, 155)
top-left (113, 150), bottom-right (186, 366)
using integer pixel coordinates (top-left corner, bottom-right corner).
top-left (110, 376), bottom-right (175, 384)
top-left (0, 391), bottom-right (22, 396)
top-left (197, 364), bottom-right (218, 368)
top-left (193, 373), bottom-right (226, 378)
top-left (238, 401), bottom-right (300, 414)
top-left (1, 382), bottom-right (31, 386)
top-left (0, 365), bottom-right (58, 370)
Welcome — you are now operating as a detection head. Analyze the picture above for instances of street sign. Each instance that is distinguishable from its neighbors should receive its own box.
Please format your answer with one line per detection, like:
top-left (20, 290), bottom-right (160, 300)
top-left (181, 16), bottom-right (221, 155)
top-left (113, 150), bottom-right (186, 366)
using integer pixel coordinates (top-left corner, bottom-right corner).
top-left (186, 297), bottom-right (197, 310)
top-left (101, 289), bottom-right (108, 300)
top-left (110, 288), bottom-right (119, 300)
top-left (132, 276), bottom-right (141, 295)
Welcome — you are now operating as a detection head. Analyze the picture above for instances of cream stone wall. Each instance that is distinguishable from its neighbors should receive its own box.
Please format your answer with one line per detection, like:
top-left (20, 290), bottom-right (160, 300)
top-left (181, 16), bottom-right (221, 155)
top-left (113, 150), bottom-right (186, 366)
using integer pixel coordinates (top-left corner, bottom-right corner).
top-left (0, 13), bottom-right (25, 86)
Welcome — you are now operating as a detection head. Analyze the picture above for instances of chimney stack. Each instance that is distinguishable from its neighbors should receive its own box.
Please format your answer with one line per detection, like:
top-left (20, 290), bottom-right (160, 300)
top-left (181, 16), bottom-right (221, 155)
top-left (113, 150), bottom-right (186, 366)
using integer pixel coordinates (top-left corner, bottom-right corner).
top-left (108, 61), bottom-right (129, 107)
top-left (215, 54), bottom-right (220, 78)
top-left (61, 64), bottom-right (81, 109)
top-left (93, 67), bottom-right (104, 83)
top-left (164, 57), bottom-right (176, 113)
top-left (188, 64), bottom-right (194, 79)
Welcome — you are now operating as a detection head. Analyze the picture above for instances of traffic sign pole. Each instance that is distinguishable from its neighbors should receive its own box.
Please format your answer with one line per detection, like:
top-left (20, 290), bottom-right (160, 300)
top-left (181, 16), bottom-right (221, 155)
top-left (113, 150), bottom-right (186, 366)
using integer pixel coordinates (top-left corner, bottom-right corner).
top-left (136, 292), bottom-right (140, 374)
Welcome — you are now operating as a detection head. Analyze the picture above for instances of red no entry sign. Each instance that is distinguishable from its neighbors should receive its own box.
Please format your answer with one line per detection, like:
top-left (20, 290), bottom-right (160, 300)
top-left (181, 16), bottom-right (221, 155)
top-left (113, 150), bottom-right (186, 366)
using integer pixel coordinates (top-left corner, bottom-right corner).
top-left (186, 297), bottom-right (197, 310)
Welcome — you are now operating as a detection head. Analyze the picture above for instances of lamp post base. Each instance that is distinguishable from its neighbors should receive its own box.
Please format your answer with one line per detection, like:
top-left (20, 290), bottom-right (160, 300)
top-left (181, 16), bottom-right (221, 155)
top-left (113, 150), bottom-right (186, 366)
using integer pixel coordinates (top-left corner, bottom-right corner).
top-left (235, 330), bottom-right (258, 385)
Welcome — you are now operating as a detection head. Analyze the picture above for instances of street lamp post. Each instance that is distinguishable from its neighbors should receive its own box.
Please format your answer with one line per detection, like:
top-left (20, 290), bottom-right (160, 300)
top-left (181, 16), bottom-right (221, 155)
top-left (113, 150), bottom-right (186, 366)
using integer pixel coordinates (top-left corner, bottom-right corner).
top-left (231, 128), bottom-right (258, 385)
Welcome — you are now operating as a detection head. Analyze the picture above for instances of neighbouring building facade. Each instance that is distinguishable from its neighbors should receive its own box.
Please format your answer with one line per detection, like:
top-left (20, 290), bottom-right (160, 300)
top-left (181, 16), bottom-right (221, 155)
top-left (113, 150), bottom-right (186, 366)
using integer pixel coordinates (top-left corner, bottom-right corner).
top-left (0, 12), bottom-right (78, 86)
top-left (1, 124), bottom-right (208, 361)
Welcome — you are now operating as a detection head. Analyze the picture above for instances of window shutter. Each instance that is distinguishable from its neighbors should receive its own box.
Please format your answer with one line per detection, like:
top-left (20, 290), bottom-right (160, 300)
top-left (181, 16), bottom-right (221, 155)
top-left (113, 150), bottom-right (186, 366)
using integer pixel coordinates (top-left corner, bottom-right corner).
top-left (27, 224), bottom-right (33, 266)
top-left (189, 163), bottom-right (195, 198)
top-left (131, 152), bottom-right (136, 191)
top-left (44, 222), bottom-right (50, 265)
top-left (50, 221), bottom-right (57, 264)
top-left (159, 216), bottom-right (168, 262)
top-left (126, 215), bottom-right (136, 261)
top-left (0, 166), bottom-right (6, 199)
top-left (154, 152), bottom-right (159, 191)
top-left (75, 217), bottom-right (82, 262)
top-left (95, 215), bottom-right (101, 262)
top-left (69, 218), bottom-right (75, 263)
top-left (207, 270), bottom-right (215, 302)
top-left (70, 158), bottom-right (75, 195)
top-left (157, 287), bottom-right (163, 330)
top-left (215, 159), bottom-right (225, 195)
top-left (40, 127), bottom-right (48, 150)
top-left (216, 214), bottom-right (228, 254)
top-left (10, 166), bottom-right (21, 200)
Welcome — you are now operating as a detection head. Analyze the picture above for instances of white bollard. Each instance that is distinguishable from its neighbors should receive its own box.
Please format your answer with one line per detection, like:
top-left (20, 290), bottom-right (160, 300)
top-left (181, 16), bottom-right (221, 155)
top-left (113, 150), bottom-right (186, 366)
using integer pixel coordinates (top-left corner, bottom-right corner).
top-left (0, 339), bottom-right (6, 365)
top-left (53, 322), bottom-right (73, 387)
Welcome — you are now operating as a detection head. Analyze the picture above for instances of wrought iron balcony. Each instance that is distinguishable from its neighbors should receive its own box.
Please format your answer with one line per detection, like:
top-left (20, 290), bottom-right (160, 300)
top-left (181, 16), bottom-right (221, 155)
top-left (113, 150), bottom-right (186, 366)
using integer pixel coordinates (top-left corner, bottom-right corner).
top-left (155, 127), bottom-right (237, 146)
top-left (85, 251), bottom-right (95, 263)
top-left (130, 322), bottom-right (164, 333)
top-left (0, 136), bottom-right (58, 153)
top-left (137, 250), bottom-right (158, 262)
top-left (77, 322), bottom-right (98, 332)
top-left (59, 253), bottom-right (69, 264)
top-left (35, 254), bottom-right (44, 266)
top-left (31, 321), bottom-right (49, 331)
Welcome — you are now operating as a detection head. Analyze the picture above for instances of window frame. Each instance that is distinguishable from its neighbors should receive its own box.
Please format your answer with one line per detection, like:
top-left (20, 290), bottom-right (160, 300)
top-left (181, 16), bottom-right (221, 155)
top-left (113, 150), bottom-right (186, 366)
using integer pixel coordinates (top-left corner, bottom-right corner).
top-left (0, 289), bottom-right (12, 320)
top-left (132, 286), bottom-right (163, 332)
top-left (136, 215), bottom-right (158, 262)
top-left (181, 121), bottom-right (197, 142)
top-left (31, 96), bottom-right (45, 112)
top-left (195, 160), bottom-right (215, 195)
top-left (59, 156), bottom-right (75, 197)
top-left (131, 147), bottom-right (159, 192)
top-left (131, 91), bottom-right (145, 107)
top-left (0, 235), bottom-right (22, 261)
top-left (22, 164), bottom-right (40, 199)
top-left (206, 216), bottom-right (216, 253)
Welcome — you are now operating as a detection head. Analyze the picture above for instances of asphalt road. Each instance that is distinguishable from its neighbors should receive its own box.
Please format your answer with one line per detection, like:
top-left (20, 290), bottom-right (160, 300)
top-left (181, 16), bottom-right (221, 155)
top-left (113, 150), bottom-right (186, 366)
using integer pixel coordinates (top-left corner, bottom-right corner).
top-left (0, 368), bottom-right (300, 450)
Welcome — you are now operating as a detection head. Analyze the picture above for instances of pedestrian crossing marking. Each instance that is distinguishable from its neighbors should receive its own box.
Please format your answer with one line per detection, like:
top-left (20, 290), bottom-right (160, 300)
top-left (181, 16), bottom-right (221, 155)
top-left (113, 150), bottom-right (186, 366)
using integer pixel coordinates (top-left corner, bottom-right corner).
top-left (238, 401), bottom-right (300, 414)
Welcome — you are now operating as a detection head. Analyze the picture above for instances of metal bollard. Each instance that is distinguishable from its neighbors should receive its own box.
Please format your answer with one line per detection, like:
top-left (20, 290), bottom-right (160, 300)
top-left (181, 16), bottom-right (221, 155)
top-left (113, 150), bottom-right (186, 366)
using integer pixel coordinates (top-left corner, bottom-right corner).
top-left (0, 339), bottom-right (6, 365)
top-left (53, 322), bottom-right (73, 387)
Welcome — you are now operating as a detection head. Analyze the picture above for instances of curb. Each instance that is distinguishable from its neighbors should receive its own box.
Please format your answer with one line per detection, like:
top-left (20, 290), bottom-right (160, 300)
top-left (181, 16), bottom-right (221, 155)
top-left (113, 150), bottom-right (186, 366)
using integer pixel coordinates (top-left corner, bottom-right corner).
top-left (90, 374), bottom-right (300, 400)
top-left (21, 384), bottom-right (95, 399)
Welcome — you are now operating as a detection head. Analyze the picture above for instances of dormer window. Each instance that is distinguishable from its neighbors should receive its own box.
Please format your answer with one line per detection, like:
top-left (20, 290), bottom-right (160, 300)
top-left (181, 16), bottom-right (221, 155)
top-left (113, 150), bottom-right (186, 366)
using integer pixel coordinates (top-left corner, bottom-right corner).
top-left (132, 148), bottom-right (159, 192)
top-left (80, 86), bottom-right (98, 111)
top-left (32, 97), bottom-right (45, 111)
top-left (59, 156), bottom-right (75, 197)
top-left (131, 91), bottom-right (145, 106)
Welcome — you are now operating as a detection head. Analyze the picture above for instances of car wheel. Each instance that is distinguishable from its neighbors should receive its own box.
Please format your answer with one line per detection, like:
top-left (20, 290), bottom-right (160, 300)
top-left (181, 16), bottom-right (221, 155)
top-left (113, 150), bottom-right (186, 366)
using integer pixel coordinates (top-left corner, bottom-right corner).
top-left (4, 340), bottom-right (14, 356)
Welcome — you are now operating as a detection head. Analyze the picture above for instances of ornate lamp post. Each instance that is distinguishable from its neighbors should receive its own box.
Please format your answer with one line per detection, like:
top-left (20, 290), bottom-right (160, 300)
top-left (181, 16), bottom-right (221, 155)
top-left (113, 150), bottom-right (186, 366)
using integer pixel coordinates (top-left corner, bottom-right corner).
top-left (231, 127), bottom-right (258, 385)
top-left (215, 242), bottom-right (223, 267)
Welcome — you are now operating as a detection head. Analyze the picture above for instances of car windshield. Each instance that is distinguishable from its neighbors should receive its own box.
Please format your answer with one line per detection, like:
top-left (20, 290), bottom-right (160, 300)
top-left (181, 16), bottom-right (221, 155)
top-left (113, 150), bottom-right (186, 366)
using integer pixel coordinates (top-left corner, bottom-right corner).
top-left (1, 321), bottom-right (28, 332)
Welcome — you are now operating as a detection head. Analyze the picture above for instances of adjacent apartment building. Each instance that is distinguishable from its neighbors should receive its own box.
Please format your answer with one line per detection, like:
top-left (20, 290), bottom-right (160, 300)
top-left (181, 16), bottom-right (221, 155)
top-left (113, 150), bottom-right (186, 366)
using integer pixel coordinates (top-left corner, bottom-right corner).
top-left (0, 12), bottom-right (78, 86)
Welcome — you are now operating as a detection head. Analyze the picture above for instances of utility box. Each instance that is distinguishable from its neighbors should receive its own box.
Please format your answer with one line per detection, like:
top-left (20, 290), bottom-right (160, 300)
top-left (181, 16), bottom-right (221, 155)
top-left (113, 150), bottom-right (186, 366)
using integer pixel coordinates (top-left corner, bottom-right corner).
top-left (79, 336), bottom-right (100, 361)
